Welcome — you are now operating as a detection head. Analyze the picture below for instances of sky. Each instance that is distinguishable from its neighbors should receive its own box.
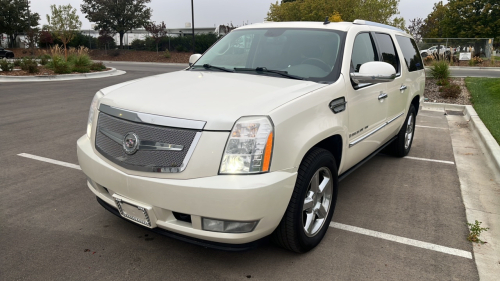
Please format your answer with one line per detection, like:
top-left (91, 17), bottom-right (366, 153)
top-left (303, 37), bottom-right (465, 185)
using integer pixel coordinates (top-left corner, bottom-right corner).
top-left (31, 0), bottom-right (448, 30)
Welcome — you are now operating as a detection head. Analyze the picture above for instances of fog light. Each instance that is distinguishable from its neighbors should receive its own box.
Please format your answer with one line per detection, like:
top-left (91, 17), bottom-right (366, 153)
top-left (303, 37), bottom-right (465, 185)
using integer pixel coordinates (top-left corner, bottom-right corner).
top-left (202, 218), bottom-right (258, 233)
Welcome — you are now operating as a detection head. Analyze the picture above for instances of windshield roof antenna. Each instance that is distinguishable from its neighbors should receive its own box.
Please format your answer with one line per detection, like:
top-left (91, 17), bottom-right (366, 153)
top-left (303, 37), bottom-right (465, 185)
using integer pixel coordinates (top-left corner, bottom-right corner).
top-left (324, 16), bottom-right (330, 25)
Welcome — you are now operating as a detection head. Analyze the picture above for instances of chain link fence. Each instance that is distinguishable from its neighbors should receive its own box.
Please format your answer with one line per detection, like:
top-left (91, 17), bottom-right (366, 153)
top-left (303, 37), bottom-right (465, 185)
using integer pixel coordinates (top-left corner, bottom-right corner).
top-left (419, 38), bottom-right (495, 59)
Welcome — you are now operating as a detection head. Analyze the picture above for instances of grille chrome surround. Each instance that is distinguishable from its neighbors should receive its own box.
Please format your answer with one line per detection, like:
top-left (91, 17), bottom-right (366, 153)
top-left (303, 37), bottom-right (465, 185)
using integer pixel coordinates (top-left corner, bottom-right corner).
top-left (95, 111), bottom-right (202, 173)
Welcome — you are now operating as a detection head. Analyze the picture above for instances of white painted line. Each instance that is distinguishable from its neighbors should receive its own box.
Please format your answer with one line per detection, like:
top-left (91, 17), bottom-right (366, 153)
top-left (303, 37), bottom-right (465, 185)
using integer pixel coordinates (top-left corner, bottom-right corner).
top-left (404, 156), bottom-right (455, 165)
top-left (330, 222), bottom-right (472, 259)
top-left (416, 125), bottom-right (449, 130)
top-left (18, 153), bottom-right (81, 170)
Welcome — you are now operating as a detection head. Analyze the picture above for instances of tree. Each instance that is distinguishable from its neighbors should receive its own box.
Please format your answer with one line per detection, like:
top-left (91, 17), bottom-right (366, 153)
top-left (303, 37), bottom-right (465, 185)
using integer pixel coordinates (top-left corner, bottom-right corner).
top-left (46, 4), bottom-right (82, 59)
top-left (144, 21), bottom-right (167, 53)
top-left (408, 18), bottom-right (424, 42)
top-left (23, 27), bottom-right (40, 54)
top-left (0, 0), bottom-right (40, 48)
top-left (441, 0), bottom-right (500, 39)
top-left (420, 1), bottom-right (448, 38)
top-left (39, 30), bottom-right (54, 49)
top-left (266, 0), bottom-right (404, 29)
top-left (81, 0), bottom-right (152, 48)
top-left (98, 28), bottom-right (116, 52)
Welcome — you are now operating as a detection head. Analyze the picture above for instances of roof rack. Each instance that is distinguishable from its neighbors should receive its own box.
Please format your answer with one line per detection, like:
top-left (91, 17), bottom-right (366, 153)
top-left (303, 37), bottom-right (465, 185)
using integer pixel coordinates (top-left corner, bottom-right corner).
top-left (353, 19), bottom-right (404, 32)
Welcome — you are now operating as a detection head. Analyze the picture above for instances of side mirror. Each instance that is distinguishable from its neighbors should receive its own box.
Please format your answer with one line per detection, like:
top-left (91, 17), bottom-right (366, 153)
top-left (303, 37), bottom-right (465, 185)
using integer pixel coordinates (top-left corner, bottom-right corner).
top-left (189, 54), bottom-right (202, 66)
top-left (350, 61), bottom-right (396, 84)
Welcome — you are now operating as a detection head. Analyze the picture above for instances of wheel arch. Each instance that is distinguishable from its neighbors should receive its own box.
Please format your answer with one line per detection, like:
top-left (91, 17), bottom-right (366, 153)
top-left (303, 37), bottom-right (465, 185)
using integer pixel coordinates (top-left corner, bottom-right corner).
top-left (411, 94), bottom-right (420, 115)
top-left (300, 134), bottom-right (343, 173)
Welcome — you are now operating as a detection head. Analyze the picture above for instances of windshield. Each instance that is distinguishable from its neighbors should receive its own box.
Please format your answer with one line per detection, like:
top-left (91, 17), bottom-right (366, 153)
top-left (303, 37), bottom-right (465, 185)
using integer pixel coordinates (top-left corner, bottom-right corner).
top-left (191, 28), bottom-right (345, 83)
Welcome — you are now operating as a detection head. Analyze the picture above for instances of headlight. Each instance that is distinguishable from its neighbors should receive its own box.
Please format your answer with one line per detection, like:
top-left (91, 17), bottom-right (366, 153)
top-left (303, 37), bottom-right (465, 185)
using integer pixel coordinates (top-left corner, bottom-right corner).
top-left (219, 116), bottom-right (274, 174)
top-left (86, 91), bottom-right (104, 138)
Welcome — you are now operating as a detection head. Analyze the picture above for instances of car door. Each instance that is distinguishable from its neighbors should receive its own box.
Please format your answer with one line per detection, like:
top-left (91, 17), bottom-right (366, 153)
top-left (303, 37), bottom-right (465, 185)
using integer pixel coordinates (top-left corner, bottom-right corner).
top-left (373, 32), bottom-right (407, 138)
top-left (343, 31), bottom-right (390, 170)
top-left (0, 48), bottom-right (6, 57)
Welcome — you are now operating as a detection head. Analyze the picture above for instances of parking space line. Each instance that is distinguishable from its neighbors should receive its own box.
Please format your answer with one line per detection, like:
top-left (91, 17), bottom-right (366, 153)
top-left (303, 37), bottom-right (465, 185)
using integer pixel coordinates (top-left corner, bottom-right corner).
top-left (330, 222), bottom-right (472, 259)
top-left (18, 153), bottom-right (81, 170)
top-left (404, 156), bottom-right (455, 165)
top-left (416, 125), bottom-right (448, 130)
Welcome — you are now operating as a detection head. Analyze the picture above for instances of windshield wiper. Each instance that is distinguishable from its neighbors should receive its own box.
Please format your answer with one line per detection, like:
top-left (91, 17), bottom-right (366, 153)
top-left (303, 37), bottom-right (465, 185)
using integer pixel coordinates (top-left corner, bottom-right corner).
top-left (234, 67), bottom-right (305, 80)
top-left (195, 64), bottom-right (234, 72)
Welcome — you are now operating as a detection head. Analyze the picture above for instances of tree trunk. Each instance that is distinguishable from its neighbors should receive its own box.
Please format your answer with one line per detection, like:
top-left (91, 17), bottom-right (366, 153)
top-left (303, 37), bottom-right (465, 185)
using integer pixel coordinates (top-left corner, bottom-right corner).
top-left (119, 32), bottom-right (124, 49)
top-left (63, 42), bottom-right (67, 60)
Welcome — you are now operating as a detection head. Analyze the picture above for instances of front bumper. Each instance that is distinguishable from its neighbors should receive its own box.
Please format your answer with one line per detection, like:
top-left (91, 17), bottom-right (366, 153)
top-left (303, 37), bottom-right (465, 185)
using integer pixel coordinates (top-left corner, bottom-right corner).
top-left (77, 135), bottom-right (297, 244)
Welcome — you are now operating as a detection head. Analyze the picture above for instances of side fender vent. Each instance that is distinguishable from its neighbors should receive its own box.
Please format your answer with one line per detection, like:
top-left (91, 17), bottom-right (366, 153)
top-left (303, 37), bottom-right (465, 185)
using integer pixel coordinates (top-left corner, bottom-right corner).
top-left (329, 97), bottom-right (347, 114)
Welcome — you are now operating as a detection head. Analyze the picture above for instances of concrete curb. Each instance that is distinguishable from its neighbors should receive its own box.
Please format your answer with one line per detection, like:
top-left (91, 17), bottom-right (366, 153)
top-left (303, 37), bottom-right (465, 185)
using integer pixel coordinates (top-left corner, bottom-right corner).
top-left (464, 105), bottom-right (500, 173)
top-left (0, 67), bottom-right (126, 82)
top-left (423, 102), bottom-right (500, 173)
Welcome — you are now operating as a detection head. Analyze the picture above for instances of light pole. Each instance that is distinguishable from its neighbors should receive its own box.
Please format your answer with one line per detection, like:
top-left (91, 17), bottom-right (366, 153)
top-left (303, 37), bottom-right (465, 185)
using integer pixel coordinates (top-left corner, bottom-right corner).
top-left (191, 0), bottom-right (195, 53)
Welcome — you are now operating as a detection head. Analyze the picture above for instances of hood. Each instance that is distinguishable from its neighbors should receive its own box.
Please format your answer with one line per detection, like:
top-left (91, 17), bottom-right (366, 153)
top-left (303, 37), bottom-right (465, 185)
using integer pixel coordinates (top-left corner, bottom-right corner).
top-left (99, 70), bottom-right (326, 130)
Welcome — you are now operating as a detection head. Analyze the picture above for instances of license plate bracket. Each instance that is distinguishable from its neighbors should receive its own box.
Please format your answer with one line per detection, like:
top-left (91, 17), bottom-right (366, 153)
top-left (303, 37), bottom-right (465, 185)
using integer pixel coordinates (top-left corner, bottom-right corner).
top-left (114, 197), bottom-right (153, 228)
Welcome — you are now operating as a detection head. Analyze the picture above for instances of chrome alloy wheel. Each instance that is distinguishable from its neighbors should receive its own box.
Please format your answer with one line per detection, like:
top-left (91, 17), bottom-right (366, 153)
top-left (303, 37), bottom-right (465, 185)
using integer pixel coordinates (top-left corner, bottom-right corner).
top-left (302, 167), bottom-right (333, 237)
top-left (404, 113), bottom-right (415, 150)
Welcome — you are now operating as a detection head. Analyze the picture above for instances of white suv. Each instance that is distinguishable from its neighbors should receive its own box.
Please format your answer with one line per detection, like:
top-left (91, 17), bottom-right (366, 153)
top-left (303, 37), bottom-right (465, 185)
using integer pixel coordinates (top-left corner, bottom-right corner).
top-left (77, 20), bottom-right (425, 253)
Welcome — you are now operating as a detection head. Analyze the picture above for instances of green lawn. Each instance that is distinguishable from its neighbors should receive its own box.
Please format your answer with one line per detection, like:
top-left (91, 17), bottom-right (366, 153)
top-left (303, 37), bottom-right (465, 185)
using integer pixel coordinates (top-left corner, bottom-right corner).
top-left (466, 78), bottom-right (500, 144)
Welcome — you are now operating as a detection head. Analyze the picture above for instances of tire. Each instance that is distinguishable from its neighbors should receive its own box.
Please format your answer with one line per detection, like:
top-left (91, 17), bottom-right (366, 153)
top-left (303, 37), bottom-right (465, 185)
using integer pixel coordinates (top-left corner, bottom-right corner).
top-left (389, 104), bottom-right (416, 157)
top-left (421, 52), bottom-right (428, 57)
top-left (272, 147), bottom-right (338, 253)
top-left (6, 53), bottom-right (13, 59)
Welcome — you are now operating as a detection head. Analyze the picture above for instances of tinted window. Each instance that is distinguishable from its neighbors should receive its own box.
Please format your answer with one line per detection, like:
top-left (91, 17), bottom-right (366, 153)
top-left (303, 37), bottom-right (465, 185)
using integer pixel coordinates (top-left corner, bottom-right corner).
top-left (374, 33), bottom-right (399, 73)
top-left (193, 28), bottom-right (345, 83)
top-left (396, 36), bottom-right (424, 72)
top-left (351, 33), bottom-right (377, 72)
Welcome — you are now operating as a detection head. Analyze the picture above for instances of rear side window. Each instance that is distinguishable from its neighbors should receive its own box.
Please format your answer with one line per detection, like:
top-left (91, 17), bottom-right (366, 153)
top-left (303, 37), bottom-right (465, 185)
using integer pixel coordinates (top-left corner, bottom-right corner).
top-left (396, 36), bottom-right (424, 72)
top-left (374, 33), bottom-right (399, 73)
top-left (351, 33), bottom-right (377, 72)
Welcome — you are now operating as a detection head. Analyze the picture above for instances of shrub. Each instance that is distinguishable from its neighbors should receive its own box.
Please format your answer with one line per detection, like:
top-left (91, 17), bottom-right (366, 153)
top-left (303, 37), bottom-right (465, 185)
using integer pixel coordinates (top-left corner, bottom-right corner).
top-left (130, 39), bottom-right (147, 50)
top-left (0, 60), bottom-right (14, 72)
top-left (439, 83), bottom-right (461, 99)
top-left (13, 59), bottom-right (21, 67)
top-left (73, 54), bottom-right (92, 67)
top-left (430, 61), bottom-right (450, 80)
top-left (469, 56), bottom-right (483, 66)
top-left (39, 57), bottom-right (49, 65)
top-left (436, 78), bottom-right (449, 86)
top-left (72, 66), bottom-right (90, 73)
top-left (175, 45), bottom-right (186, 52)
top-left (111, 49), bottom-right (121, 57)
top-left (20, 57), bottom-right (39, 73)
top-left (90, 62), bottom-right (106, 71)
top-left (164, 50), bottom-right (171, 58)
top-left (48, 55), bottom-right (72, 74)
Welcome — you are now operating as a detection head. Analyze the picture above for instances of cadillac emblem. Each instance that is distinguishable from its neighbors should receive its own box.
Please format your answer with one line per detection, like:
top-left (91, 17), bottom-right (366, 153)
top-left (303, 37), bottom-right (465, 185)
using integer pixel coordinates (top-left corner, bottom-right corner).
top-left (123, 132), bottom-right (140, 155)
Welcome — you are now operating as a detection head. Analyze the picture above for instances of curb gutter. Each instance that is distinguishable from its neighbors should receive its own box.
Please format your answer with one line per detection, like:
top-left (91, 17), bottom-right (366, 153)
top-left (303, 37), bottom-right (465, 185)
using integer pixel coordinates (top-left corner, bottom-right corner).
top-left (0, 67), bottom-right (125, 82)
top-left (423, 102), bottom-right (500, 173)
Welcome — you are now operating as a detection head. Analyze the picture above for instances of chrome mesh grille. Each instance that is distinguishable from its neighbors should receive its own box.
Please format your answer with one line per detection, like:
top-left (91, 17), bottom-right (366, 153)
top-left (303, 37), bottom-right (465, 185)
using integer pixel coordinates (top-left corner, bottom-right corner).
top-left (95, 112), bottom-right (198, 172)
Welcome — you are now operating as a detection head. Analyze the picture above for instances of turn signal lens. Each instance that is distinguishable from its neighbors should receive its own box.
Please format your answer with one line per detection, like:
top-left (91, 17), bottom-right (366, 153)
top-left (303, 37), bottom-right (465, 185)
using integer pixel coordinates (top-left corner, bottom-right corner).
top-left (219, 116), bottom-right (274, 174)
top-left (87, 91), bottom-right (104, 138)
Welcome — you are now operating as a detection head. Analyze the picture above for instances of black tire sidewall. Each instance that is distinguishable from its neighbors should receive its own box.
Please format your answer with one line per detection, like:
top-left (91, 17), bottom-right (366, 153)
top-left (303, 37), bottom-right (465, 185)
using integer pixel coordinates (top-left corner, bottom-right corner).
top-left (293, 150), bottom-right (338, 251)
top-left (397, 105), bottom-right (416, 156)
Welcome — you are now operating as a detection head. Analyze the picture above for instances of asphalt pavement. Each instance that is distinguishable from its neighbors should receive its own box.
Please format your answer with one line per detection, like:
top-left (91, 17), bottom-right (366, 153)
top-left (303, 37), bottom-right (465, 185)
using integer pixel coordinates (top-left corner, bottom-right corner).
top-left (0, 62), bottom-right (480, 280)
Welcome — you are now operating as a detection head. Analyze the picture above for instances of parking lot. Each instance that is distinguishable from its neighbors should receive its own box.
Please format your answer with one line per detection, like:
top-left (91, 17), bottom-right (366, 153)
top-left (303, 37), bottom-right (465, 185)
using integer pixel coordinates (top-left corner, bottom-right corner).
top-left (0, 62), bottom-right (480, 280)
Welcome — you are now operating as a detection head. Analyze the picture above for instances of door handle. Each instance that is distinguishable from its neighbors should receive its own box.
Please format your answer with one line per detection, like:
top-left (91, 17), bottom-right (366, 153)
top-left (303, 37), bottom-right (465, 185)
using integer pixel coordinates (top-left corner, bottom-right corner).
top-left (400, 85), bottom-right (407, 91)
top-left (378, 93), bottom-right (388, 100)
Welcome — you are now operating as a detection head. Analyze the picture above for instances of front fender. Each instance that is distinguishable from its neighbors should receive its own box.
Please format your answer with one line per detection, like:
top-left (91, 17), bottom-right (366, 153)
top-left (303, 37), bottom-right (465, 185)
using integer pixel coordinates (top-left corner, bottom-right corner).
top-left (269, 77), bottom-right (348, 173)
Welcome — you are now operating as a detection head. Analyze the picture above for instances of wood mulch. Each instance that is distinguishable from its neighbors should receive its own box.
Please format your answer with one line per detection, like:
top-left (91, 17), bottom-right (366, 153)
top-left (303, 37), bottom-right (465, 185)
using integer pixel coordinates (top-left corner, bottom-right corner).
top-left (89, 49), bottom-right (191, 64)
top-left (0, 66), bottom-right (112, 76)
top-left (424, 78), bottom-right (471, 105)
